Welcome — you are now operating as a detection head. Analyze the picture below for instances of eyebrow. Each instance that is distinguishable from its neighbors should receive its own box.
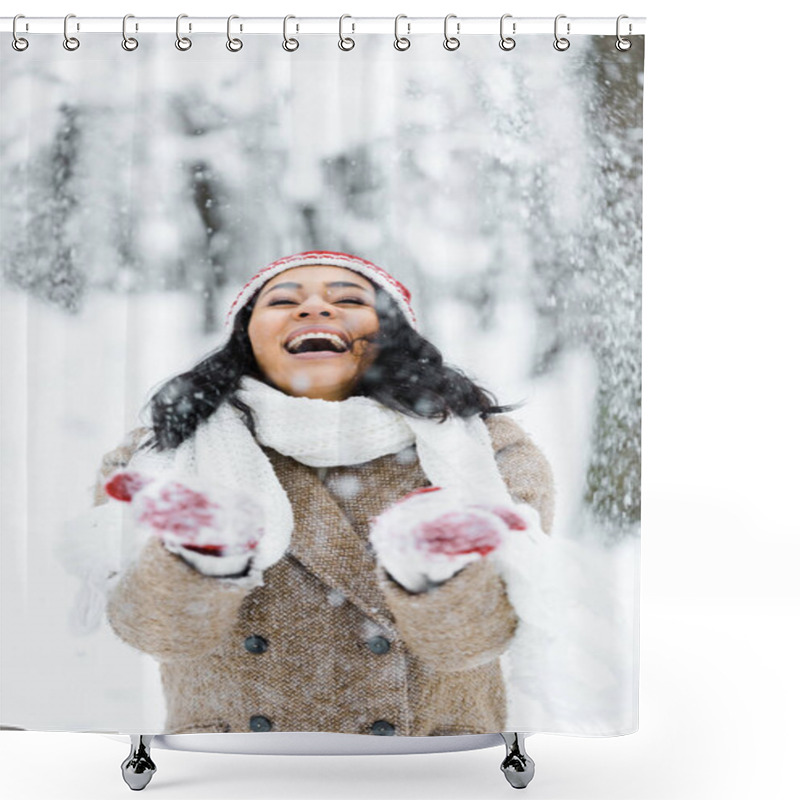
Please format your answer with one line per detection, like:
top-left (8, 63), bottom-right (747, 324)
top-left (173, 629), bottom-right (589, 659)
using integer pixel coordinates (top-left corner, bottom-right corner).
top-left (262, 281), bottom-right (371, 296)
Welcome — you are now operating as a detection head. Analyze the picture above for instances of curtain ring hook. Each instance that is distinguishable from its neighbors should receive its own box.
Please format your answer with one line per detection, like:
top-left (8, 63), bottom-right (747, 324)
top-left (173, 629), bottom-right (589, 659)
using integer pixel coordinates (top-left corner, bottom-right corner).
top-left (443, 13), bottom-right (460, 51)
top-left (499, 13), bottom-right (516, 51)
top-left (338, 14), bottom-right (355, 51)
top-left (226, 15), bottom-right (243, 51)
top-left (122, 14), bottom-right (139, 51)
top-left (176, 13), bottom-right (192, 51)
top-left (553, 14), bottom-right (570, 51)
top-left (283, 15), bottom-right (299, 51)
top-left (63, 13), bottom-right (80, 51)
top-left (12, 14), bottom-right (29, 51)
top-left (394, 14), bottom-right (411, 50)
top-left (615, 15), bottom-right (632, 51)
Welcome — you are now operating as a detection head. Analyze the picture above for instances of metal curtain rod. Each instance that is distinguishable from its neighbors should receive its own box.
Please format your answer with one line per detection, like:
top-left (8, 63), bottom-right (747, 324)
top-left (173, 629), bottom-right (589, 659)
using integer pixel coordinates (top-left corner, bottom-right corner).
top-left (1, 15), bottom-right (646, 36)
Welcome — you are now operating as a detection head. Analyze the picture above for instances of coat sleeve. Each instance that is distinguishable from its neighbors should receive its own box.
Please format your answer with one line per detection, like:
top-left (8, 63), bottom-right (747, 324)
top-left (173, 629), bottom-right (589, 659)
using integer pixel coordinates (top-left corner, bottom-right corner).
top-left (106, 536), bottom-right (252, 662)
top-left (483, 414), bottom-right (556, 535)
top-left (97, 429), bottom-right (252, 662)
top-left (376, 558), bottom-right (518, 672)
top-left (375, 413), bottom-right (555, 672)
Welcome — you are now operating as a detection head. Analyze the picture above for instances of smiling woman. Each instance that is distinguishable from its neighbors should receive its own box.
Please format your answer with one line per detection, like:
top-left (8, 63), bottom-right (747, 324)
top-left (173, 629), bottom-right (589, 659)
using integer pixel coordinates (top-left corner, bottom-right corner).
top-left (247, 265), bottom-right (382, 401)
top-left (77, 251), bottom-right (556, 741)
top-left (139, 252), bottom-right (517, 453)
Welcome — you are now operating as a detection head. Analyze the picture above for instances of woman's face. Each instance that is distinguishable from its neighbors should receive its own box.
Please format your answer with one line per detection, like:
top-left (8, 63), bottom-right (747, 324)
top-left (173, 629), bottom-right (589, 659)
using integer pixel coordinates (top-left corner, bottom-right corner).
top-left (247, 265), bottom-right (381, 401)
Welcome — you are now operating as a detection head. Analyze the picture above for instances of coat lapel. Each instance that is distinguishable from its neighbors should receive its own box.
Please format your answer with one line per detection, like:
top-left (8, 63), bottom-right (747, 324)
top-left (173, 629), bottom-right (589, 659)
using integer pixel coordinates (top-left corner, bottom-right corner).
top-left (265, 448), bottom-right (398, 630)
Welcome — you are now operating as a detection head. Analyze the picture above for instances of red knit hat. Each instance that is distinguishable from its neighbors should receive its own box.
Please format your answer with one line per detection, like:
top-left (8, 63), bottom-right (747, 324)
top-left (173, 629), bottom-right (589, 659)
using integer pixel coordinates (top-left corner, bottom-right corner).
top-left (225, 251), bottom-right (417, 331)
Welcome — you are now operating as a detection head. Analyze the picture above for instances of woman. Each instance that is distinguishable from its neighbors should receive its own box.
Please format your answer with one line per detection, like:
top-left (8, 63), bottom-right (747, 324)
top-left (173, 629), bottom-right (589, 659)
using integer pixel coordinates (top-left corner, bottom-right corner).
top-left (95, 251), bottom-right (555, 736)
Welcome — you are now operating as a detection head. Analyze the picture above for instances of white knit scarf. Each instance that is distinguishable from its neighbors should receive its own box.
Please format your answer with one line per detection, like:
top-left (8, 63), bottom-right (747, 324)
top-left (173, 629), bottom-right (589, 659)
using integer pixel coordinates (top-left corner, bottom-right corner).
top-left (126, 375), bottom-right (527, 571)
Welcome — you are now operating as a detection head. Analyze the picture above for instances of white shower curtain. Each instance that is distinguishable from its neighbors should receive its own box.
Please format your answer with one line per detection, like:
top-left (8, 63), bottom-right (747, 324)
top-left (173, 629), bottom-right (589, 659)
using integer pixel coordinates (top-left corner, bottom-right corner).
top-left (0, 23), bottom-right (643, 737)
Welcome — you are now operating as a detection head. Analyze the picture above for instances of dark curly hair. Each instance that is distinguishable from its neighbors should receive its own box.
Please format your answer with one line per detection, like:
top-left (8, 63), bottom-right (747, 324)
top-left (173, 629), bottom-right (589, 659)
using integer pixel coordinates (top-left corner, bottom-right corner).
top-left (139, 280), bottom-right (522, 452)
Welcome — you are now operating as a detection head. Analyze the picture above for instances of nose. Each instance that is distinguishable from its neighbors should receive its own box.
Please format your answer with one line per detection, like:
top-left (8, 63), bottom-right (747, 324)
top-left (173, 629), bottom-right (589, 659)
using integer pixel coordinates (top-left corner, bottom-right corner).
top-left (294, 293), bottom-right (336, 318)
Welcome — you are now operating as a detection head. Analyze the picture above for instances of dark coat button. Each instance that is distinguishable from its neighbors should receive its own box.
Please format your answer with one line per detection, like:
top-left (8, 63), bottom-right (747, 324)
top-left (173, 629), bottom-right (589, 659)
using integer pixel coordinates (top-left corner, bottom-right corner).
top-left (244, 635), bottom-right (268, 654)
top-left (370, 720), bottom-right (396, 736)
top-left (367, 635), bottom-right (391, 654)
top-left (249, 715), bottom-right (272, 732)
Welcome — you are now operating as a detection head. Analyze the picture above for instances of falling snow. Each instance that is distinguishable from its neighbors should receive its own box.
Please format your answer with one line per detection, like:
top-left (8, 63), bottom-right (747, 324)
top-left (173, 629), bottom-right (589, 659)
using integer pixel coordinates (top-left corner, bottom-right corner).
top-left (327, 474), bottom-right (363, 501)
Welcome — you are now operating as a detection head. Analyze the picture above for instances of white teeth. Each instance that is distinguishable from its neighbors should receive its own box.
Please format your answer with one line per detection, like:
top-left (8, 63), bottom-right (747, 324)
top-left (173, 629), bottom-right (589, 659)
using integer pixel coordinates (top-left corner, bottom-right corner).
top-left (286, 332), bottom-right (348, 353)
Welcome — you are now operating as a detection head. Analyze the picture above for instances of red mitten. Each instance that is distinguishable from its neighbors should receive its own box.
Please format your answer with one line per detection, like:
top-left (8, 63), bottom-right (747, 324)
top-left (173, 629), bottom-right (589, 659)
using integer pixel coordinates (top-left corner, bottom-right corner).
top-left (105, 470), bottom-right (265, 577)
top-left (368, 486), bottom-right (528, 593)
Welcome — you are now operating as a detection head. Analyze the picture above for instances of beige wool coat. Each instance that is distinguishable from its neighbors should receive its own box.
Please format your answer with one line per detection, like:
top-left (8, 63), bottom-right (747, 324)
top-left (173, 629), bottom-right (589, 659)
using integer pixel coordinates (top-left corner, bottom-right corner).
top-left (97, 413), bottom-right (555, 736)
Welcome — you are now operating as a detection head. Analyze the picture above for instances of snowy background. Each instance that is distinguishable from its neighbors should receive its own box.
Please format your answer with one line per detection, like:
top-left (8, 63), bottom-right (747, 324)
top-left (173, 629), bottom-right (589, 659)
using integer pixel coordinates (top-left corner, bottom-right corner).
top-left (0, 33), bottom-right (642, 735)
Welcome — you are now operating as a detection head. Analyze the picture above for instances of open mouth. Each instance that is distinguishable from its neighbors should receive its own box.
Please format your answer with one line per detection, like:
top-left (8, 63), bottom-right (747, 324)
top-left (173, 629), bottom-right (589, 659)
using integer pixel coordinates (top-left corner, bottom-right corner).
top-left (284, 332), bottom-right (350, 358)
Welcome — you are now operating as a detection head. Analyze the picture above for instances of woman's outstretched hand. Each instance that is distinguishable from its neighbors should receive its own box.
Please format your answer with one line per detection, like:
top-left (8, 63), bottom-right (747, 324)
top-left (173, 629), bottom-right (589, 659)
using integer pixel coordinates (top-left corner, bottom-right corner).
top-left (368, 486), bottom-right (529, 593)
top-left (104, 470), bottom-right (266, 577)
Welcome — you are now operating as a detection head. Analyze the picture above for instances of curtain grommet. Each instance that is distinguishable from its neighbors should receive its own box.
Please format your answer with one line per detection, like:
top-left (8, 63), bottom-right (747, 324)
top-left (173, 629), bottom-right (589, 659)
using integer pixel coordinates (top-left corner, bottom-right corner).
top-left (553, 14), bottom-right (570, 51)
top-left (394, 14), bottom-right (411, 51)
top-left (121, 14), bottom-right (139, 51)
top-left (283, 15), bottom-right (299, 52)
top-left (12, 14), bottom-right (29, 51)
top-left (443, 13), bottom-right (460, 51)
top-left (176, 13), bottom-right (192, 51)
top-left (338, 14), bottom-right (355, 51)
top-left (499, 14), bottom-right (516, 51)
top-left (615, 15), bottom-right (632, 51)
top-left (63, 13), bottom-right (80, 51)
top-left (226, 15), bottom-right (243, 52)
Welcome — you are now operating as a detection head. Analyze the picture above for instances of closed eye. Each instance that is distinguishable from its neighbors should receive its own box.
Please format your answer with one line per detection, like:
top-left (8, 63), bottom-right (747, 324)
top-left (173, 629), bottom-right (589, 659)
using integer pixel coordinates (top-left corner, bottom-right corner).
top-left (268, 298), bottom-right (367, 306)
